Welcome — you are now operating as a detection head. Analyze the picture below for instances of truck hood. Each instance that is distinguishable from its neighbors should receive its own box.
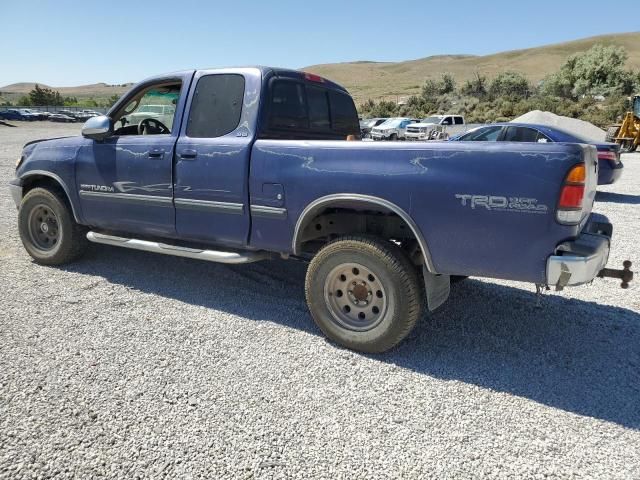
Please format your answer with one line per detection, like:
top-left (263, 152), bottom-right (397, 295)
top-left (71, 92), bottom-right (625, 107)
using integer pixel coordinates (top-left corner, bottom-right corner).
top-left (410, 122), bottom-right (438, 128)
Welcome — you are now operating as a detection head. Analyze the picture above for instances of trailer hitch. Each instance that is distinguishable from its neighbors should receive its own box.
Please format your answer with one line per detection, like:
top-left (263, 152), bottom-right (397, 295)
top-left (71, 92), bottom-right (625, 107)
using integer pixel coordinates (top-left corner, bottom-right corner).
top-left (598, 260), bottom-right (634, 289)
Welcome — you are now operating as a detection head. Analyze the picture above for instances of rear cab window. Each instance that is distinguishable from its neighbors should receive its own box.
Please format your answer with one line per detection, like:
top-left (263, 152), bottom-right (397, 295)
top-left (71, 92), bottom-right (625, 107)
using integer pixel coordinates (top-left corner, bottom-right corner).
top-left (259, 74), bottom-right (360, 140)
top-left (186, 74), bottom-right (245, 138)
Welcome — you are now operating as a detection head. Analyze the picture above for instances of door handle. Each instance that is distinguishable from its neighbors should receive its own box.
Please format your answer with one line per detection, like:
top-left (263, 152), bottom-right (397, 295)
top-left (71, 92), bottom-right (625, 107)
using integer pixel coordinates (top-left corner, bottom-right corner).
top-left (148, 149), bottom-right (164, 158)
top-left (178, 149), bottom-right (197, 160)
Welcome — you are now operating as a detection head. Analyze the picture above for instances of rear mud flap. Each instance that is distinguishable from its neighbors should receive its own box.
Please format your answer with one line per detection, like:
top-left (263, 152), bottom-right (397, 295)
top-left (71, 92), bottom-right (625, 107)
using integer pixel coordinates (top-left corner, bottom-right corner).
top-left (422, 266), bottom-right (450, 312)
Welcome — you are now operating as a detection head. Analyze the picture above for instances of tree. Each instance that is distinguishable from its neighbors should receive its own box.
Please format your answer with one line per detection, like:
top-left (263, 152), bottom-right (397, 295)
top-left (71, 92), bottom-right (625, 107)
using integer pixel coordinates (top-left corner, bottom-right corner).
top-left (542, 44), bottom-right (636, 99)
top-left (489, 71), bottom-right (531, 100)
top-left (461, 72), bottom-right (488, 98)
top-left (28, 84), bottom-right (63, 105)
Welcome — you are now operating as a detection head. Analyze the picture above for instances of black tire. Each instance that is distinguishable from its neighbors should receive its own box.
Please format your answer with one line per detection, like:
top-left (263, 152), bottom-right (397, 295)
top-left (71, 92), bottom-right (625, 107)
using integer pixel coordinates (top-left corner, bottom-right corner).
top-left (305, 236), bottom-right (423, 353)
top-left (620, 140), bottom-right (637, 153)
top-left (605, 125), bottom-right (620, 143)
top-left (18, 187), bottom-right (88, 265)
top-left (389, 133), bottom-right (398, 141)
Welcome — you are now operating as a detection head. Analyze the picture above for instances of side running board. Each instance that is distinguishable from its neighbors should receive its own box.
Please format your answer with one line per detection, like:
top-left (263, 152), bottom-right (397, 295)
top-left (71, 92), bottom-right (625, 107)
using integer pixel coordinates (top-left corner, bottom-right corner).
top-left (86, 232), bottom-right (272, 264)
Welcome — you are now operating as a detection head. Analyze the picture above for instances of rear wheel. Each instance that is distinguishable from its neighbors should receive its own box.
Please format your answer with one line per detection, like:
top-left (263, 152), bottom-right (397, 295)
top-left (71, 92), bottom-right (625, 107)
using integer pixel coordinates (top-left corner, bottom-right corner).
top-left (18, 187), bottom-right (88, 265)
top-left (305, 236), bottom-right (423, 353)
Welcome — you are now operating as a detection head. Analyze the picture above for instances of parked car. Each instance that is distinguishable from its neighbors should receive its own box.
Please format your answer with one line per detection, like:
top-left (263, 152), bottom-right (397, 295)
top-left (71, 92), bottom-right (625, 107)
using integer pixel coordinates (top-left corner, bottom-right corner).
top-left (405, 115), bottom-right (467, 140)
top-left (10, 67), bottom-right (633, 353)
top-left (55, 110), bottom-right (80, 121)
top-left (451, 123), bottom-right (623, 185)
top-left (360, 118), bottom-right (387, 138)
top-left (370, 117), bottom-right (419, 140)
top-left (124, 104), bottom-right (176, 130)
top-left (48, 113), bottom-right (76, 123)
top-left (0, 108), bottom-right (38, 121)
top-left (21, 109), bottom-right (48, 120)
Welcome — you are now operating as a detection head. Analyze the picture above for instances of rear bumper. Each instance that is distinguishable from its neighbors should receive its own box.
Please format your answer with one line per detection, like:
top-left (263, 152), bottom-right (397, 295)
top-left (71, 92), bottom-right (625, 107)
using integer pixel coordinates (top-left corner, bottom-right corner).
top-left (9, 178), bottom-right (22, 208)
top-left (598, 162), bottom-right (623, 185)
top-left (546, 215), bottom-right (611, 288)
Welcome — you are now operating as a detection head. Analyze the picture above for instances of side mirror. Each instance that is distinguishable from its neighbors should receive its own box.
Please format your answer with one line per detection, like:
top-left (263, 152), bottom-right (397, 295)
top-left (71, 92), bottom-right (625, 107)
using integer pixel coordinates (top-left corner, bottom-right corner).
top-left (82, 115), bottom-right (113, 141)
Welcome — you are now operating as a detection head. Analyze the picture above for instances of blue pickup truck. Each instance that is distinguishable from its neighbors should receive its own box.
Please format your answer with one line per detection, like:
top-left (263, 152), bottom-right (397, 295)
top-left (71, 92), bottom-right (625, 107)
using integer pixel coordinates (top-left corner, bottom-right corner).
top-left (9, 67), bottom-right (633, 353)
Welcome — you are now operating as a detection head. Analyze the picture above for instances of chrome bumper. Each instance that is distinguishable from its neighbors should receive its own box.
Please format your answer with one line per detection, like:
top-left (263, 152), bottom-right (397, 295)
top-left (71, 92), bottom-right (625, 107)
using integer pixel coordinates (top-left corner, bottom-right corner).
top-left (546, 221), bottom-right (611, 288)
top-left (9, 180), bottom-right (22, 208)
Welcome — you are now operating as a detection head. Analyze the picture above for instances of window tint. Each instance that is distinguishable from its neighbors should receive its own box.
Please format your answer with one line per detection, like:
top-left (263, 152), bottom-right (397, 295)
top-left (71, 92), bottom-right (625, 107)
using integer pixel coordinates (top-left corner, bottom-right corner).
top-left (307, 86), bottom-right (330, 129)
top-left (454, 116), bottom-right (464, 125)
top-left (262, 80), bottom-right (359, 139)
top-left (503, 126), bottom-right (545, 143)
top-left (459, 126), bottom-right (502, 141)
top-left (269, 81), bottom-right (307, 129)
top-left (329, 91), bottom-right (359, 135)
top-left (187, 74), bottom-right (245, 138)
top-left (442, 117), bottom-right (453, 125)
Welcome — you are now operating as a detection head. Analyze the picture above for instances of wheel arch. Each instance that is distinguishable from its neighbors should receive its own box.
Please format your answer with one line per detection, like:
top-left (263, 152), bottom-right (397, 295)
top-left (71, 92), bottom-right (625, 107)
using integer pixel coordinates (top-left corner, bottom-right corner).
top-left (19, 171), bottom-right (81, 223)
top-left (292, 193), bottom-right (436, 272)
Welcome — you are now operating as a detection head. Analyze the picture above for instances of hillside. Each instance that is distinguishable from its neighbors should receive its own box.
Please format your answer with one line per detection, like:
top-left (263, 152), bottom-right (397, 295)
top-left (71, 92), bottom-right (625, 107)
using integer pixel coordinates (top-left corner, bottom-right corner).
top-left (304, 32), bottom-right (640, 103)
top-left (0, 82), bottom-right (132, 102)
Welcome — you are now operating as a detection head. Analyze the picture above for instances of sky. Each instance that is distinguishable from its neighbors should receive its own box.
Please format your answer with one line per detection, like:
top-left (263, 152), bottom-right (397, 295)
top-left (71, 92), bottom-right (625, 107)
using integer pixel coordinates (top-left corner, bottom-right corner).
top-left (1, 0), bottom-right (639, 87)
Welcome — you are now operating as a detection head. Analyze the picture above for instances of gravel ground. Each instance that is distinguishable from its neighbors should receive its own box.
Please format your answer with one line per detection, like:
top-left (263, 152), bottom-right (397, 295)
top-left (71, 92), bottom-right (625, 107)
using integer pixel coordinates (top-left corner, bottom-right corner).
top-left (1, 122), bottom-right (639, 479)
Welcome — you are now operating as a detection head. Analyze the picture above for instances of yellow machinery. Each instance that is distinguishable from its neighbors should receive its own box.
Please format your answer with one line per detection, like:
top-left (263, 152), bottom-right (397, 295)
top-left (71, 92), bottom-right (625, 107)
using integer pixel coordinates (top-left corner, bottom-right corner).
top-left (606, 95), bottom-right (640, 152)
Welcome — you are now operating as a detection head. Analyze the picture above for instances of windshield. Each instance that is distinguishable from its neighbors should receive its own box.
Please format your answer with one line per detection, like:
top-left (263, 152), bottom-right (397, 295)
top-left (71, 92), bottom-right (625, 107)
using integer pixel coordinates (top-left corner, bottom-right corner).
top-left (361, 119), bottom-right (377, 127)
top-left (421, 116), bottom-right (442, 124)
top-left (379, 118), bottom-right (404, 128)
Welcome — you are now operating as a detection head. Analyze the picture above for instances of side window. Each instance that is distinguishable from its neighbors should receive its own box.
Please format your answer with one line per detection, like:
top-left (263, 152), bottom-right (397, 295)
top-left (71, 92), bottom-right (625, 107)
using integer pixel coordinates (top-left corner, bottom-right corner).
top-left (307, 86), bottom-right (330, 130)
top-left (186, 74), bottom-right (245, 138)
top-left (269, 81), bottom-right (307, 129)
top-left (454, 117), bottom-right (464, 125)
top-left (503, 126), bottom-right (541, 142)
top-left (536, 131), bottom-right (551, 143)
top-left (459, 126), bottom-right (502, 141)
top-left (329, 91), bottom-right (359, 135)
top-left (113, 81), bottom-right (182, 136)
top-left (442, 117), bottom-right (453, 125)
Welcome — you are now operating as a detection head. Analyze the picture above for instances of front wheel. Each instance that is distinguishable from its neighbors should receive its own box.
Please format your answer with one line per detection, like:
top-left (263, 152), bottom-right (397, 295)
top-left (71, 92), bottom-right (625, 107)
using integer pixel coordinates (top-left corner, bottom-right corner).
top-left (305, 236), bottom-right (423, 353)
top-left (18, 187), bottom-right (88, 265)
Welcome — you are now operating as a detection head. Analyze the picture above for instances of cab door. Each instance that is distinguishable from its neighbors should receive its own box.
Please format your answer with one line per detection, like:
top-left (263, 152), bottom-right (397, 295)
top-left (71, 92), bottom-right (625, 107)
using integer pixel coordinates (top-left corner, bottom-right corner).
top-left (76, 73), bottom-right (193, 237)
top-left (173, 68), bottom-right (261, 247)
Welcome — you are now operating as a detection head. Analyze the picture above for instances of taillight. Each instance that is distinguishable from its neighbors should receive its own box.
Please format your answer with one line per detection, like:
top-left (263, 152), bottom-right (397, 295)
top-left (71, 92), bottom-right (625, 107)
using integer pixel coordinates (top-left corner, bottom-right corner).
top-left (598, 150), bottom-right (620, 165)
top-left (557, 163), bottom-right (585, 224)
top-left (304, 73), bottom-right (325, 83)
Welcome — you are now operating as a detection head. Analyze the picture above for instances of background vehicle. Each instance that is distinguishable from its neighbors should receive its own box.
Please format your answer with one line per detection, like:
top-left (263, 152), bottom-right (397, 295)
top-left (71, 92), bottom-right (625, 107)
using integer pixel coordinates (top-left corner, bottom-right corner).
top-left (405, 115), bottom-right (466, 140)
top-left (125, 104), bottom-right (176, 130)
top-left (360, 118), bottom-right (387, 138)
top-left (48, 113), bottom-right (76, 123)
top-left (370, 117), bottom-right (418, 140)
top-left (452, 123), bottom-right (623, 185)
top-left (0, 109), bottom-right (37, 121)
top-left (10, 67), bottom-right (631, 353)
top-left (606, 94), bottom-right (640, 153)
top-left (21, 109), bottom-right (48, 120)
top-left (56, 109), bottom-right (80, 121)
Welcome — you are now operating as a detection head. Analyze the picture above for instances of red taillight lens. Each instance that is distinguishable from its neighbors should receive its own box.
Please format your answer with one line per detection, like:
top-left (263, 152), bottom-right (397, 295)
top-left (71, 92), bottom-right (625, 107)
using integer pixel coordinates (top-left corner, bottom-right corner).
top-left (557, 163), bottom-right (586, 224)
top-left (598, 150), bottom-right (620, 165)
top-left (558, 185), bottom-right (584, 208)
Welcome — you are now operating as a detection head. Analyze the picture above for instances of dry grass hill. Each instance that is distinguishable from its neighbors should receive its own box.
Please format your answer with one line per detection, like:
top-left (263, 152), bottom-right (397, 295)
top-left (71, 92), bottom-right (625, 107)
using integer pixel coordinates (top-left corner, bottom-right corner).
top-left (304, 32), bottom-right (640, 103)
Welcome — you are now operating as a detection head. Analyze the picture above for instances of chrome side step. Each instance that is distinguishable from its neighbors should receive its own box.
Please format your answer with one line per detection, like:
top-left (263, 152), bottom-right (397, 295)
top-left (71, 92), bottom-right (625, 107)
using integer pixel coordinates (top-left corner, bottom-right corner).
top-left (86, 232), bottom-right (272, 264)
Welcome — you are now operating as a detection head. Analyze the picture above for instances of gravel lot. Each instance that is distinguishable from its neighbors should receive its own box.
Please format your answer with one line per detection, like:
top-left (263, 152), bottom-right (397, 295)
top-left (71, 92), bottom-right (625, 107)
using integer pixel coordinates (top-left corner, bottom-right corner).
top-left (1, 122), bottom-right (639, 479)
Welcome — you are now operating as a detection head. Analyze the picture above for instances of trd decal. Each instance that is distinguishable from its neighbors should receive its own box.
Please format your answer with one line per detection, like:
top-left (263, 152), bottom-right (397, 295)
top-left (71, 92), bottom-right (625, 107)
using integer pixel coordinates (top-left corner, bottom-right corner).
top-left (455, 194), bottom-right (548, 214)
top-left (80, 184), bottom-right (115, 192)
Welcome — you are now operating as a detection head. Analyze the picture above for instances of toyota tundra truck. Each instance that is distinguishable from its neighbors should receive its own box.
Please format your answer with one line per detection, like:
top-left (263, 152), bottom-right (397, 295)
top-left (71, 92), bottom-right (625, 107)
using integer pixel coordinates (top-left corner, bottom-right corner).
top-left (9, 67), bottom-right (633, 353)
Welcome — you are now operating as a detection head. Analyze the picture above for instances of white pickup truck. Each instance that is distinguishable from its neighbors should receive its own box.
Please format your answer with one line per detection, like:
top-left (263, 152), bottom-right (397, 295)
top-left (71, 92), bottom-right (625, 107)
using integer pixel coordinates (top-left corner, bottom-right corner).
top-left (405, 115), bottom-right (467, 140)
